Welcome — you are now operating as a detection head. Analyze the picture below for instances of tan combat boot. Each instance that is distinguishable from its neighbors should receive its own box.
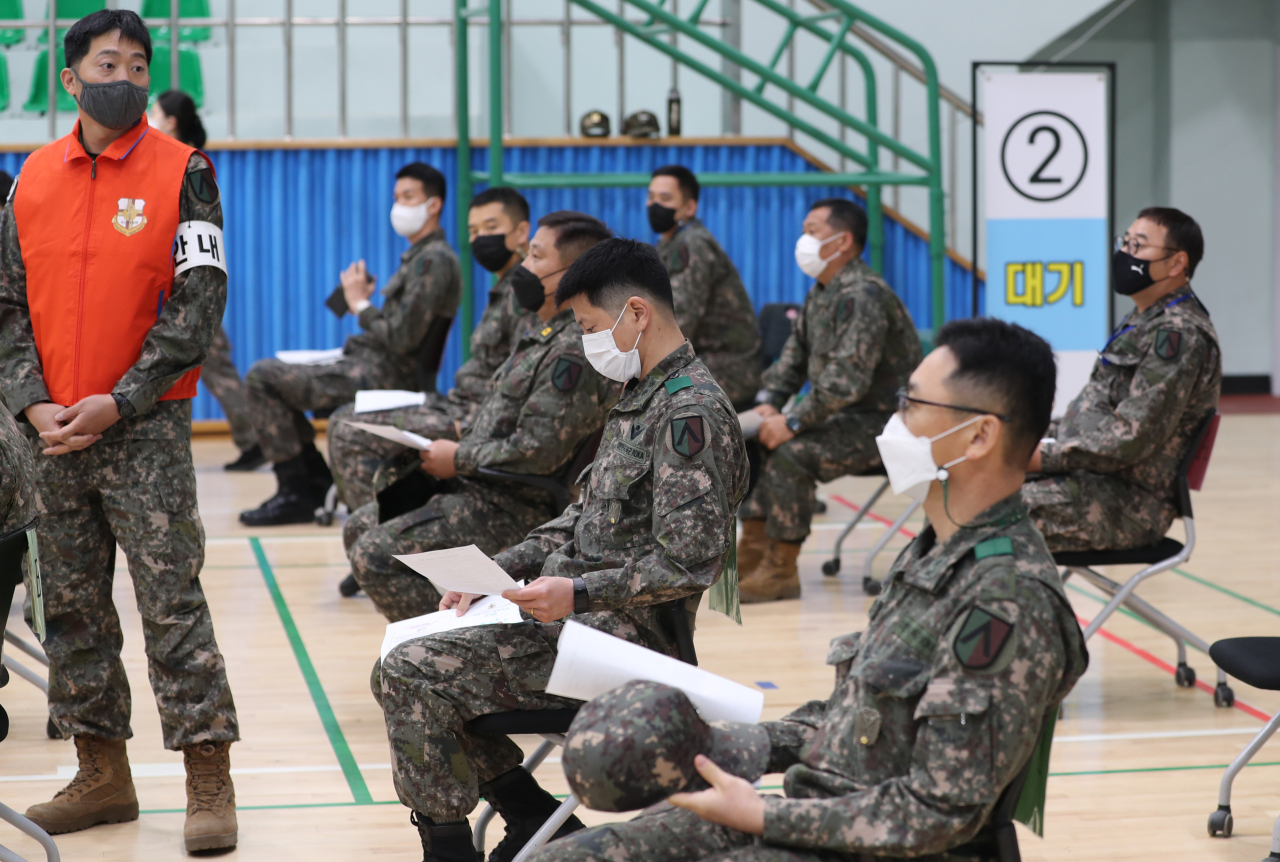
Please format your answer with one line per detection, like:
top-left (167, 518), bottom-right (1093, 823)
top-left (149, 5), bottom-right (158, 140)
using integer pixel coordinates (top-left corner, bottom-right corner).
top-left (738, 540), bottom-right (803, 603)
top-left (182, 741), bottom-right (238, 852)
top-left (25, 734), bottom-right (139, 834)
top-left (736, 519), bottom-right (768, 578)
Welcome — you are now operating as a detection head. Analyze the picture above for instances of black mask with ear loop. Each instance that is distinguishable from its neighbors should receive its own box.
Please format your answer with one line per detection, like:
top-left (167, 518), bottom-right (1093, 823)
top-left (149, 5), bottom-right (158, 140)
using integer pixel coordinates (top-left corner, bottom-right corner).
top-left (511, 264), bottom-right (568, 312)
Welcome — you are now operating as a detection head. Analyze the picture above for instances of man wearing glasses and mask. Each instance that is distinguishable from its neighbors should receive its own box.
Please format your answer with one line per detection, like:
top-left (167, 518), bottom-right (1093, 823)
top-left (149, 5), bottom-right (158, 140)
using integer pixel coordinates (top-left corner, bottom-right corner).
top-left (1023, 207), bottom-right (1220, 553)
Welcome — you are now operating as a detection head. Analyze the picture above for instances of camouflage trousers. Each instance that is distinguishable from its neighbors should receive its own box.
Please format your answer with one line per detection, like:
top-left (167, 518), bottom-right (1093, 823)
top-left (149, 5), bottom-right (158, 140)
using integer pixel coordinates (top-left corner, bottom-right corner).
top-left (202, 326), bottom-right (257, 452)
top-left (1023, 471), bottom-right (1174, 553)
top-left (243, 355), bottom-right (399, 463)
top-left (327, 399), bottom-right (460, 512)
top-left (739, 412), bottom-right (887, 543)
top-left (344, 483), bottom-right (542, 622)
top-left (28, 402), bottom-right (239, 750)
top-left (374, 621), bottom-right (579, 820)
top-left (529, 802), bottom-right (996, 862)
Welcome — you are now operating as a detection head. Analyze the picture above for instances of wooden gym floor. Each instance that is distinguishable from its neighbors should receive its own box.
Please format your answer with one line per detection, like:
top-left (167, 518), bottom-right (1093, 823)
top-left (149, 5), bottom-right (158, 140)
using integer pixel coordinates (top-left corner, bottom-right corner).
top-left (4, 412), bottom-right (1280, 861)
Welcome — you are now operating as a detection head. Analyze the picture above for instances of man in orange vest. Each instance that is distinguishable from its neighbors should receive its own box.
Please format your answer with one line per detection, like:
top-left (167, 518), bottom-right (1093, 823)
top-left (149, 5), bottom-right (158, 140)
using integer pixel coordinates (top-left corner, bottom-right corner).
top-left (0, 10), bottom-right (239, 852)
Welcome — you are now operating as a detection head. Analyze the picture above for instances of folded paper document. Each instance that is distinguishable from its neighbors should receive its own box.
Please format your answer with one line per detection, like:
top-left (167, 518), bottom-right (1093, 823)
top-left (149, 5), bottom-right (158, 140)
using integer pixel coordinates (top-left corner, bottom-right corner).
top-left (275, 348), bottom-right (345, 366)
top-left (393, 544), bottom-right (521, 596)
top-left (355, 389), bottom-right (428, 413)
top-left (345, 421), bottom-right (433, 450)
top-left (380, 595), bottom-right (525, 661)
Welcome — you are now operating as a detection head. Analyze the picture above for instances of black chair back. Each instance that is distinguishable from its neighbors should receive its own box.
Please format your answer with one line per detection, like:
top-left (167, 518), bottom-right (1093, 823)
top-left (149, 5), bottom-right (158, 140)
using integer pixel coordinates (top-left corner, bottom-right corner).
top-left (416, 316), bottom-right (455, 394)
top-left (757, 303), bottom-right (801, 369)
top-left (477, 425), bottom-right (605, 516)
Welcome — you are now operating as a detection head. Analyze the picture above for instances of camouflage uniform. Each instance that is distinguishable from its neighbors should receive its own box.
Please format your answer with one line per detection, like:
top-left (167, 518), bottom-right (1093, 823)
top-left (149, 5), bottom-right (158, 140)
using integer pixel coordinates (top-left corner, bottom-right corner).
top-left (657, 218), bottom-right (762, 408)
top-left (202, 325), bottom-right (256, 452)
top-left (0, 155), bottom-right (239, 750)
top-left (535, 493), bottom-right (1088, 862)
top-left (0, 405), bottom-right (37, 618)
top-left (740, 259), bottom-right (921, 543)
top-left (243, 230), bottom-right (460, 463)
top-left (327, 266), bottom-right (535, 511)
top-left (376, 341), bottom-right (748, 821)
top-left (345, 307), bottom-right (617, 621)
top-left (1024, 285), bottom-right (1221, 552)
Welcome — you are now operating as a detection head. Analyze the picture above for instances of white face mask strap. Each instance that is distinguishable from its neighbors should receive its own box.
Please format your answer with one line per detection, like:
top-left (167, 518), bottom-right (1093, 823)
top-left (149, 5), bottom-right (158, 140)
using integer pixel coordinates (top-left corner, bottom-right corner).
top-left (817, 231), bottom-right (847, 262)
top-left (611, 302), bottom-right (643, 351)
top-left (927, 413), bottom-right (985, 444)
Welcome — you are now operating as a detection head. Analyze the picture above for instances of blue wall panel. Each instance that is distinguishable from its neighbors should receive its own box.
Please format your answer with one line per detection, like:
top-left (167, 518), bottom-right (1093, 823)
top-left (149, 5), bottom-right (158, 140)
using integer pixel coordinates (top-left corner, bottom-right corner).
top-left (0, 144), bottom-right (983, 423)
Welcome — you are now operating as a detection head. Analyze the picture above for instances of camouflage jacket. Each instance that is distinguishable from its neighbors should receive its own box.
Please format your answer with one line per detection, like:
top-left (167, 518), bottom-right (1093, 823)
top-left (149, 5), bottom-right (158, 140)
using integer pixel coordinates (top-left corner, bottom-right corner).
top-left (761, 258), bottom-right (921, 431)
top-left (1040, 284), bottom-right (1221, 512)
top-left (343, 229), bottom-right (461, 390)
top-left (452, 308), bottom-right (618, 520)
top-left (494, 341), bottom-right (748, 653)
top-left (447, 264), bottom-right (539, 424)
top-left (0, 153), bottom-right (226, 418)
top-left (0, 406), bottom-right (36, 537)
top-left (759, 493), bottom-right (1088, 857)
top-left (657, 218), bottom-right (762, 407)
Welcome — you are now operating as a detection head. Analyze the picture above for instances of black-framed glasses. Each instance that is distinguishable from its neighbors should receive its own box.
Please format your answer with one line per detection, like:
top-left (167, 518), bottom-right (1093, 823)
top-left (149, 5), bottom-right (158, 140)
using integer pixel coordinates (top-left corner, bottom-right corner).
top-left (1115, 234), bottom-right (1176, 256)
top-left (895, 388), bottom-right (1010, 422)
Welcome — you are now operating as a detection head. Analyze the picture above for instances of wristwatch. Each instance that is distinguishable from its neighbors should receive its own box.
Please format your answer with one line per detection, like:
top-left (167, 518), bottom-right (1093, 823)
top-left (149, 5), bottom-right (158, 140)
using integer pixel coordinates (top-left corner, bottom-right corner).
top-left (784, 413), bottom-right (802, 433)
top-left (572, 577), bottom-right (590, 614)
top-left (112, 393), bottom-right (136, 420)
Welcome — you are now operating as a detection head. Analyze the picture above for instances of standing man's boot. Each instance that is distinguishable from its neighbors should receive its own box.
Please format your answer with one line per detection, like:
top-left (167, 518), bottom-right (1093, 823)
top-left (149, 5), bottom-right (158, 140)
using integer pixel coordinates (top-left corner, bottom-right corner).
top-left (182, 741), bottom-right (238, 852)
top-left (479, 767), bottom-right (585, 862)
top-left (239, 454), bottom-right (323, 526)
top-left (25, 735), bottom-right (139, 834)
top-left (739, 539), bottom-right (803, 603)
top-left (411, 812), bottom-right (480, 862)
top-left (736, 519), bottom-right (768, 578)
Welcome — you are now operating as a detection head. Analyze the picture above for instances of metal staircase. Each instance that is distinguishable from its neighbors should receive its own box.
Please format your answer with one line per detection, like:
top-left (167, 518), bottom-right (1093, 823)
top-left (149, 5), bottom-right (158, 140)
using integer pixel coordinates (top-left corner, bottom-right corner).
top-left (454, 0), bottom-right (947, 347)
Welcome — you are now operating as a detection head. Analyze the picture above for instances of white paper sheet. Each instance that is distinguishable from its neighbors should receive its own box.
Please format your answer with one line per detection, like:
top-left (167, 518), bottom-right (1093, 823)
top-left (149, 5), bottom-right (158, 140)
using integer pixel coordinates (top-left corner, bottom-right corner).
top-left (345, 421), bottom-right (433, 450)
top-left (355, 389), bottom-right (428, 414)
top-left (380, 595), bottom-right (525, 661)
top-left (275, 347), bottom-right (345, 366)
top-left (545, 620), bottom-right (764, 724)
top-left (393, 544), bottom-right (521, 596)
top-left (737, 409), bottom-right (764, 440)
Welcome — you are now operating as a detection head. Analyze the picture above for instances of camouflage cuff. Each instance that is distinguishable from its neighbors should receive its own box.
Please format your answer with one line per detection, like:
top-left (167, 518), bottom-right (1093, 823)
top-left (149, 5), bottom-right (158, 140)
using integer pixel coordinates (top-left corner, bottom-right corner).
top-left (452, 438), bottom-right (478, 475)
top-left (4, 379), bottom-right (51, 417)
top-left (763, 390), bottom-right (790, 411)
top-left (1036, 440), bottom-right (1065, 473)
top-left (357, 304), bottom-right (382, 330)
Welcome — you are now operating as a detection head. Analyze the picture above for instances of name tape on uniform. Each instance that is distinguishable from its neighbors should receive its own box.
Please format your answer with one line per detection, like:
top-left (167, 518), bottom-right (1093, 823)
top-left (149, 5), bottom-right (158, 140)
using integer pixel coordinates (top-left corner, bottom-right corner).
top-left (173, 220), bottom-right (226, 275)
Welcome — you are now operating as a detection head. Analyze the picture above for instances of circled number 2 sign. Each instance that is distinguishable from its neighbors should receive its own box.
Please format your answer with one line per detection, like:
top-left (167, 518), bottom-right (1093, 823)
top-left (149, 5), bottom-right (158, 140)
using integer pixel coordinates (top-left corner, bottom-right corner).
top-left (1000, 110), bottom-right (1088, 203)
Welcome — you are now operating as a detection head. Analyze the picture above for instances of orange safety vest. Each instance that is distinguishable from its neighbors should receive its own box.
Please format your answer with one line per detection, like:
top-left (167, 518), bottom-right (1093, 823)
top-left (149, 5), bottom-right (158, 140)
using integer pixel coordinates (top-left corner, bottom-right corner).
top-left (14, 116), bottom-right (204, 407)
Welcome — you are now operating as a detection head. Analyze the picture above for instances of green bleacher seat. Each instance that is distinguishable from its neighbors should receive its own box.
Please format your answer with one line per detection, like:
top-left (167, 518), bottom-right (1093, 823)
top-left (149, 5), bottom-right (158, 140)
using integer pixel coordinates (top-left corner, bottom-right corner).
top-left (148, 43), bottom-right (202, 107)
top-left (0, 0), bottom-right (25, 48)
top-left (0, 53), bottom-right (9, 110)
top-left (142, 0), bottom-right (211, 45)
top-left (22, 46), bottom-right (76, 113)
top-left (35, 0), bottom-right (105, 44)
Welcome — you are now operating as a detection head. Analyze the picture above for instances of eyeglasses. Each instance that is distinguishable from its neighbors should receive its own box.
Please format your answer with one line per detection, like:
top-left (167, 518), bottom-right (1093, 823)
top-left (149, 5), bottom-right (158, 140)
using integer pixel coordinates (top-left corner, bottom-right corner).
top-left (1115, 234), bottom-right (1176, 256)
top-left (895, 388), bottom-right (1010, 422)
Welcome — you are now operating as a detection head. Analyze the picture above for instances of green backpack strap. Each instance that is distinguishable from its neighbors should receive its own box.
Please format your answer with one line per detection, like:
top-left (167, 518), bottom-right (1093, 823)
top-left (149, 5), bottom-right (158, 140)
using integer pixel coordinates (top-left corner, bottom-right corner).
top-left (1012, 708), bottom-right (1057, 837)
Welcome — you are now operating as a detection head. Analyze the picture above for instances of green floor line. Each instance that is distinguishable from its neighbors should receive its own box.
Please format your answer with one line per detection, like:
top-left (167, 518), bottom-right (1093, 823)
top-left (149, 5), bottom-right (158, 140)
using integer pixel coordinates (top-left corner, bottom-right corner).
top-left (250, 537), bottom-right (373, 804)
top-left (1048, 759), bottom-right (1280, 777)
top-left (1175, 567), bottom-right (1280, 618)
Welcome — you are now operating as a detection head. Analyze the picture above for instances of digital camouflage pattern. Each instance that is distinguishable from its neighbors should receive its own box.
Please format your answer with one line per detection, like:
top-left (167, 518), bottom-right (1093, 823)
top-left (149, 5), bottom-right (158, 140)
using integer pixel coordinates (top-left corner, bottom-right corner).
top-left (202, 326), bottom-right (257, 452)
top-left (1024, 285), bottom-right (1221, 552)
top-left (376, 341), bottom-right (747, 821)
top-left (0, 402), bottom-right (37, 536)
top-left (326, 267), bottom-right (535, 511)
top-left (657, 218), bottom-right (762, 408)
top-left (535, 493), bottom-right (1087, 862)
top-left (747, 259), bottom-right (921, 542)
top-left (0, 155), bottom-right (239, 750)
top-left (243, 229), bottom-right (460, 462)
top-left (345, 308), bottom-right (617, 621)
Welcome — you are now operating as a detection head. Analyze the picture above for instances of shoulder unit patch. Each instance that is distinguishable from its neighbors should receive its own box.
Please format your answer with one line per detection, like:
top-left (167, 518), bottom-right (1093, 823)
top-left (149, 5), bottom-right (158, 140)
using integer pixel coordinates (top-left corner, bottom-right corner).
top-left (552, 357), bottom-right (583, 391)
top-left (953, 606), bottom-right (1015, 670)
top-left (1154, 329), bottom-right (1181, 361)
top-left (837, 296), bottom-right (855, 324)
top-left (670, 415), bottom-right (706, 458)
top-left (416, 257), bottom-right (433, 276)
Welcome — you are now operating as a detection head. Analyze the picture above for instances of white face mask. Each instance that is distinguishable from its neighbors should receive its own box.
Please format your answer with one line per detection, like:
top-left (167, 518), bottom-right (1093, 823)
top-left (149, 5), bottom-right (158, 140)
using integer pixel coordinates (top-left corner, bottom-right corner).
top-left (581, 304), bottom-right (643, 382)
top-left (874, 412), bottom-right (984, 502)
top-left (389, 198), bottom-right (436, 237)
top-left (794, 231), bottom-right (846, 279)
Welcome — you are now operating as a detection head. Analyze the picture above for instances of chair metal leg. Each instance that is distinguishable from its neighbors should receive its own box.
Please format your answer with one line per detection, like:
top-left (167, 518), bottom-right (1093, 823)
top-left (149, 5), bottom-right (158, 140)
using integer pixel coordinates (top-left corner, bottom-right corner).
top-left (1207, 708), bottom-right (1280, 839)
top-left (3, 632), bottom-right (48, 667)
top-left (823, 479), bottom-right (888, 577)
top-left (1, 656), bottom-right (48, 693)
top-left (1269, 809), bottom-right (1280, 857)
top-left (473, 736), bottom-right (567, 854)
top-left (1076, 521), bottom-right (1195, 642)
top-left (861, 500), bottom-right (920, 586)
top-left (0, 801), bottom-right (60, 862)
top-left (511, 794), bottom-right (581, 862)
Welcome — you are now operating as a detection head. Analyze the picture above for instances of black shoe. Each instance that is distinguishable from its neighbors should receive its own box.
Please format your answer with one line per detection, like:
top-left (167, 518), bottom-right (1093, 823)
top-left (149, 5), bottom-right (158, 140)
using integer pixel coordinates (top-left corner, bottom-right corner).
top-left (411, 812), bottom-right (479, 862)
top-left (239, 455), bottom-right (325, 526)
top-left (301, 443), bottom-right (334, 493)
top-left (224, 444), bottom-right (267, 472)
top-left (480, 767), bottom-right (585, 862)
top-left (339, 573), bottom-right (362, 597)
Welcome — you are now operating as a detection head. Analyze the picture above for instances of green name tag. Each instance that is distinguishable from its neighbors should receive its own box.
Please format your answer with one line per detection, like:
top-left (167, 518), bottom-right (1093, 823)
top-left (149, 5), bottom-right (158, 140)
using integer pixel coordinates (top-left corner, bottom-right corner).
top-left (974, 537), bottom-right (1014, 560)
top-left (665, 376), bottom-right (693, 395)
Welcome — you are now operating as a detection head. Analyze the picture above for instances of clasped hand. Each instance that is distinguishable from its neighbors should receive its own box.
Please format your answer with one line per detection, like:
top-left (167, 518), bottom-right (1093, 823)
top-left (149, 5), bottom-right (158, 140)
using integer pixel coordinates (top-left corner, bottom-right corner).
top-left (25, 395), bottom-right (120, 455)
top-left (439, 576), bottom-right (574, 623)
top-left (340, 259), bottom-right (376, 312)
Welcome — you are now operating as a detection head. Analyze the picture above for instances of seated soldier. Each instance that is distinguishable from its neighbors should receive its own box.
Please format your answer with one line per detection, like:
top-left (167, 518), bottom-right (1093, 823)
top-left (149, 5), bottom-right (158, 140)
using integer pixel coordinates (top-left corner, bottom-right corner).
top-left (1025, 207), bottom-right (1220, 552)
top-left (327, 186), bottom-right (535, 518)
top-left (532, 318), bottom-right (1089, 862)
top-left (648, 165), bottom-right (762, 410)
top-left (344, 212), bottom-right (617, 621)
top-left (737, 198), bottom-right (921, 603)
top-left (373, 239), bottom-right (748, 862)
top-left (239, 162), bottom-right (461, 526)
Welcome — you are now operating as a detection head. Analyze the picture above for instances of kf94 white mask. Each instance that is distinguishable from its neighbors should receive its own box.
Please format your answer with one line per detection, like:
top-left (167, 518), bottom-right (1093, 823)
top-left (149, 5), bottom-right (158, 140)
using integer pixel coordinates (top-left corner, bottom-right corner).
top-left (794, 231), bottom-right (846, 279)
top-left (390, 198), bottom-right (437, 237)
top-left (874, 412), bottom-right (983, 502)
top-left (581, 304), bottom-right (643, 382)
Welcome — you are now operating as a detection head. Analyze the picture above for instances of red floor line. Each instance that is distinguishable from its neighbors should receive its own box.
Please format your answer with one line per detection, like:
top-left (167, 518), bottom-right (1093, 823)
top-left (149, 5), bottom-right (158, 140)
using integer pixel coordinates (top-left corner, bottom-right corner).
top-left (1076, 613), bottom-right (1272, 722)
top-left (830, 494), bottom-right (918, 538)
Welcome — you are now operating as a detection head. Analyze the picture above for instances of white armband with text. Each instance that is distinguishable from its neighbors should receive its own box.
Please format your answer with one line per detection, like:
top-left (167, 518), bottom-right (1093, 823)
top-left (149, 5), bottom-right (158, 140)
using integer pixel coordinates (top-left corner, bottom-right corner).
top-left (173, 220), bottom-right (227, 275)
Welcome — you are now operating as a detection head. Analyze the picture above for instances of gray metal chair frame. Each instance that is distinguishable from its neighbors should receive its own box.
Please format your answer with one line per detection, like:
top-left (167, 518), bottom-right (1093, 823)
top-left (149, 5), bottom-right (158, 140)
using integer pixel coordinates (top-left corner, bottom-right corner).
top-left (0, 801), bottom-right (60, 862)
top-left (821, 474), bottom-right (921, 595)
top-left (1, 631), bottom-right (48, 694)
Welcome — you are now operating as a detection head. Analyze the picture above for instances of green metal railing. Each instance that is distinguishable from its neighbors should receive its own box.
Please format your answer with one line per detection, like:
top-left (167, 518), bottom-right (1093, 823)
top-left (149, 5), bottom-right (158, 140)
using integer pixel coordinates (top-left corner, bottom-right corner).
top-left (455, 0), bottom-right (946, 357)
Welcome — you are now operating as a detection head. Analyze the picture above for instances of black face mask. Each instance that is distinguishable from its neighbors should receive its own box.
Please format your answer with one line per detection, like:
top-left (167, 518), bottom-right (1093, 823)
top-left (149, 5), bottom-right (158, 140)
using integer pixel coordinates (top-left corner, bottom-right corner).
top-left (472, 233), bottom-right (514, 273)
top-left (71, 69), bottom-right (149, 131)
top-left (647, 203), bottom-right (678, 234)
top-left (1111, 248), bottom-right (1169, 296)
top-left (511, 265), bottom-right (549, 312)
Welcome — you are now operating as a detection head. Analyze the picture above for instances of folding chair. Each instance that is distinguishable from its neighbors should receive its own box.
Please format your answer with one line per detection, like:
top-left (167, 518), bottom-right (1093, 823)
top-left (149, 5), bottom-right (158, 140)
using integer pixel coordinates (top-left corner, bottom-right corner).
top-left (1053, 414), bottom-right (1234, 705)
top-left (820, 464), bottom-right (921, 596)
top-left (1205, 637), bottom-right (1280, 845)
top-left (469, 601), bottom-right (698, 862)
